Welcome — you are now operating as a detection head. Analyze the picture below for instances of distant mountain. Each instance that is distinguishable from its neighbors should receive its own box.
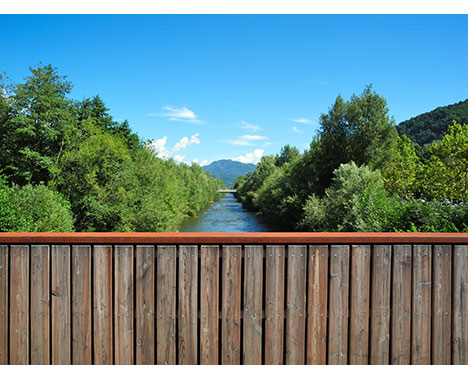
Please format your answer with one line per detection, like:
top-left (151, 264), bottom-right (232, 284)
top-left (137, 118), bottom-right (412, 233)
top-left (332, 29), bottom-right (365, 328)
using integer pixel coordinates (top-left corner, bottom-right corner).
top-left (397, 99), bottom-right (468, 146)
top-left (203, 159), bottom-right (256, 188)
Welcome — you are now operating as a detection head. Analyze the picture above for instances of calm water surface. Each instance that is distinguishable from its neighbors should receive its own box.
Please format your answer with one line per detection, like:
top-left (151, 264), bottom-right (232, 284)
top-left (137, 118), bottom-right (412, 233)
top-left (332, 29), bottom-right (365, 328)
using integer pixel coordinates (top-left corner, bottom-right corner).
top-left (179, 193), bottom-right (277, 232)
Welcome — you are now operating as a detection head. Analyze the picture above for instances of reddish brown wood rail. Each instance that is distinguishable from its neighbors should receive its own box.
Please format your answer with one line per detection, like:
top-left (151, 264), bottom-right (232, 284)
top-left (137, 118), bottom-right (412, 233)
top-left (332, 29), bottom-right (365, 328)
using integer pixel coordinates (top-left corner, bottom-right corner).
top-left (1, 233), bottom-right (468, 365)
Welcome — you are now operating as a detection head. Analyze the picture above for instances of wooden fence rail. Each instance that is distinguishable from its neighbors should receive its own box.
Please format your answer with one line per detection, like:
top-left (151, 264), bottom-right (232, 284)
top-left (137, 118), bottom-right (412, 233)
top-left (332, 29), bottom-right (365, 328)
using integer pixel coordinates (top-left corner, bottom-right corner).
top-left (0, 233), bottom-right (468, 365)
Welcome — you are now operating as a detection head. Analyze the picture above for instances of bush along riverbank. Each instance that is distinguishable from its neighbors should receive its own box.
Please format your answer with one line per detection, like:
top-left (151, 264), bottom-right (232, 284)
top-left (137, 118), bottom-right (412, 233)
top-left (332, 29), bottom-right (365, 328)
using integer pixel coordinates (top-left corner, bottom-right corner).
top-left (0, 64), bottom-right (224, 232)
top-left (234, 86), bottom-right (468, 232)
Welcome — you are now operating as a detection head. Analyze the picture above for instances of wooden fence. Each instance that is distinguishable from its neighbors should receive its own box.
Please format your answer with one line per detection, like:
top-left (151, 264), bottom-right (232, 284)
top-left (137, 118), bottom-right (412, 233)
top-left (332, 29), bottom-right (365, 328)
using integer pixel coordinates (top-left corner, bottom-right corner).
top-left (1, 233), bottom-right (468, 365)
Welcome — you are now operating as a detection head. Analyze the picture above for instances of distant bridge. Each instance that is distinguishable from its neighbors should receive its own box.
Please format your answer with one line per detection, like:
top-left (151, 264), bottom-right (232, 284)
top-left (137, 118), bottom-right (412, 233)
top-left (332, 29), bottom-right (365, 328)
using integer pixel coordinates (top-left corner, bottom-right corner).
top-left (218, 189), bottom-right (237, 193)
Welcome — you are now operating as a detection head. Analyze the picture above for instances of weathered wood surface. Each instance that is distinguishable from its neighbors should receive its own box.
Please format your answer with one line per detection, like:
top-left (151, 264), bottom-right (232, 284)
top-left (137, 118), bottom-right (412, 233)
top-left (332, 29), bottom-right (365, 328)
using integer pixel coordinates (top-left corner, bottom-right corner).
top-left (307, 245), bottom-right (328, 365)
top-left (328, 245), bottom-right (349, 365)
top-left (156, 245), bottom-right (177, 365)
top-left (1, 240), bottom-right (468, 365)
top-left (52, 245), bottom-right (71, 365)
top-left (221, 245), bottom-right (242, 364)
top-left (200, 245), bottom-right (219, 364)
top-left (285, 245), bottom-right (307, 365)
top-left (264, 245), bottom-right (285, 365)
top-left (10, 245), bottom-right (29, 365)
top-left (114, 245), bottom-right (134, 365)
top-left (135, 245), bottom-right (155, 365)
top-left (349, 245), bottom-right (370, 365)
top-left (243, 245), bottom-right (263, 365)
top-left (391, 245), bottom-right (412, 365)
top-left (93, 245), bottom-right (113, 364)
top-left (370, 245), bottom-right (391, 364)
top-left (178, 245), bottom-right (198, 365)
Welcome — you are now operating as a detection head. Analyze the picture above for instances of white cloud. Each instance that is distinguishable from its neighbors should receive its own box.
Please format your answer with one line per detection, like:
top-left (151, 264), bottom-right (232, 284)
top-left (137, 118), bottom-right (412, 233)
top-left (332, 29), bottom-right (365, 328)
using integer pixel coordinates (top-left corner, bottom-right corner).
top-left (240, 120), bottom-right (262, 132)
top-left (223, 139), bottom-right (253, 146)
top-left (191, 158), bottom-right (199, 164)
top-left (172, 133), bottom-right (201, 152)
top-left (173, 154), bottom-right (185, 163)
top-left (290, 118), bottom-right (316, 125)
top-left (233, 149), bottom-right (264, 164)
top-left (146, 136), bottom-right (169, 158)
top-left (201, 160), bottom-right (209, 166)
top-left (292, 126), bottom-right (303, 133)
top-left (240, 134), bottom-right (268, 141)
top-left (148, 105), bottom-right (203, 124)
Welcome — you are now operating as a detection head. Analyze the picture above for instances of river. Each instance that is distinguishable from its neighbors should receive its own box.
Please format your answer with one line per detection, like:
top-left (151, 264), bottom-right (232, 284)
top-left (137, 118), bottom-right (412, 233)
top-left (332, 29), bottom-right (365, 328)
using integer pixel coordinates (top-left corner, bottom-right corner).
top-left (178, 193), bottom-right (277, 232)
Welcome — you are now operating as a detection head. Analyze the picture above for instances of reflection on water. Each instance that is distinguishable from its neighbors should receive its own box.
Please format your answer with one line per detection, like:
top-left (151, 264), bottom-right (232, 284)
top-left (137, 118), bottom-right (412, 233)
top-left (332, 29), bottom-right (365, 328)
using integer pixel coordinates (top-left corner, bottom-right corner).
top-left (179, 193), bottom-right (277, 232)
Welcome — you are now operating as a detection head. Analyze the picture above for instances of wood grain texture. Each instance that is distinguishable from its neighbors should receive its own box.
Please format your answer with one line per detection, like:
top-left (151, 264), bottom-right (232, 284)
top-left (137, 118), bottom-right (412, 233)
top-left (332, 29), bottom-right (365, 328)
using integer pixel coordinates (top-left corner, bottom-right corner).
top-left (93, 245), bottom-right (113, 364)
top-left (114, 245), bottom-right (134, 365)
top-left (307, 245), bottom-right (328, 365)
top-left (200, 245), bottom-right (219, 365)
top-left (156, 245), bottom-right (176, 365)
top-left (285, 245), bottom-right (307, 365)
top-left (72, 245), bottom-right (92, 364)
top-left (0, 246), bottom-right (8, 364)
top-left (328, 245), bottom-right (349, 365)
top-left (243, 246), bottom-right (263, 365)
top-left (432, 245), bottom-right (451, 365)
top-left (391, 245), bottom-right (412, 365)
top-left (9, 245), bottom-right (29, 365)
top-left (370, 245), bottom-right (392, 365)
top-left (349, 245), bottom-right (370, 365)
top-left (221, 245), bottom-right (242, 364)
top-left (52, 245), bottom-right (71, 364)
top-left (178, 245), bottom-right (198, 365)
top-left (264, 245), bottom-right (285, 365)
top-left (30, 245), bottom-right (50, 365)
top-left (453, 245), bottom-right (468, 365)
top-left (411, 245), bottom-right (432, 365)
top-left (135, 245), bottom-right (155, 365)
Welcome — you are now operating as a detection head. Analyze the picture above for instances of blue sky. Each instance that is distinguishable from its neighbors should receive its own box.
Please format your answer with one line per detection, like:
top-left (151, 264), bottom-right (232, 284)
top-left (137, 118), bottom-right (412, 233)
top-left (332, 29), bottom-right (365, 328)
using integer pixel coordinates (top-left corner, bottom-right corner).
top-left (1, 14), bottom-right (467, 164)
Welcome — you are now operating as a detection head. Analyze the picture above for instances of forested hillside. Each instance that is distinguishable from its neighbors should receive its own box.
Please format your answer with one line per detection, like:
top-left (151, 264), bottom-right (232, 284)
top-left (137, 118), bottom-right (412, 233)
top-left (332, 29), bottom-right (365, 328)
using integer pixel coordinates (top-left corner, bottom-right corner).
top-left (397, 99), bottom-right (468, 145)
top-left (235, 85), bottom-right (468, 232)
top-left (203, 159), bottom-right (255, 187)
top-left (0, 64), bottom-right (224, 232)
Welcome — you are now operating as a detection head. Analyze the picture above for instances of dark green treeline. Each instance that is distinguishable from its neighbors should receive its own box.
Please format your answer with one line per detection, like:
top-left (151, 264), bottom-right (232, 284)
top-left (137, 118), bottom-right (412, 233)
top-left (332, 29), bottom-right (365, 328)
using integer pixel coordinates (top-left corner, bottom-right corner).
top-left (234, 85), bottom-right (468, 232)
top-left (0, 64), bottom-right (224, 232)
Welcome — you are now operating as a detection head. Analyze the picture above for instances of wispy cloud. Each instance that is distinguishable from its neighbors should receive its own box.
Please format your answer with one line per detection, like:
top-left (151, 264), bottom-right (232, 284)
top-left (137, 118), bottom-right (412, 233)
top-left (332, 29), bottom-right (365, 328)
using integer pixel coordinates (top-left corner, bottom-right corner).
top-left (201, 160), bottom-right (209, 166)
top-left (240, 134), bottom-right (268, 141)
top-left (289, 117), bottom-right (316, 125)
top-left (147, 105), bottom-right (203, 124)
top-left (233, 149), bottom-right (264, 164)
top-left (223, 139), bottom-right (254, 146)
top-left (292, 126), bottom-right (303, 133)
top-left (240, 120), bottom-right (262, 132)
top-left (223, 133), bottom-right (270, 146)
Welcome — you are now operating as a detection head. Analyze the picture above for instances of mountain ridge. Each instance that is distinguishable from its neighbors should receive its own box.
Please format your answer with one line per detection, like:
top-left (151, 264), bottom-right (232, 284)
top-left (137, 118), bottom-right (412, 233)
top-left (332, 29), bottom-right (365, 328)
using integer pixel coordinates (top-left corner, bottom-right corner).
top-left (203, 159), bottom-right (256, 188)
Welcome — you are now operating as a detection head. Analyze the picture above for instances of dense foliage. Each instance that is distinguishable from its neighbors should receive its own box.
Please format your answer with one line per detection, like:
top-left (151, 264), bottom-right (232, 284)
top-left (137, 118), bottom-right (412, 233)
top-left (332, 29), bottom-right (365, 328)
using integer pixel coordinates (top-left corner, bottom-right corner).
top-left (0, 64), bottom-right (223, 232)
top-left (397, 99), bottom-right (468, 146)
top-left (235, 86), bottom-right (468, 232)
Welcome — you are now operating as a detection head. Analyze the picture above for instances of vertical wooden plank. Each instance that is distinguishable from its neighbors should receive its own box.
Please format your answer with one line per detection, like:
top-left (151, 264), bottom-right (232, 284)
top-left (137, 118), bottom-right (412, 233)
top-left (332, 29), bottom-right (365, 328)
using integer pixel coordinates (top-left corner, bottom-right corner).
top-left (453, 245), bottom-right (468, 364)
top-left (411, 245), bottom-right (432, 365)
top-left (349, 245), bottom-right (370, 365)
top-left (285, 245), bottom-right (307, 365)
top-left (114, 245), bottom-right (134, 365)
top-left (264, 245), bottom-right (285, 365)
top-left (178, 245), bottom-right (198, 365)
top-left (52, 245), bottom-right (71, 364)
top-left (243, 245), bottom-right (263, 365)
top-left (370, 245), bottom-right (392, 364)
top-left (30, 245), bottom-right (50, 365)
top-left (328, 245), bottom-right (350, 365)
top-left (307, 245), bottom-right (328, 365)
top-left (221, 245), bottom-right (242, 364)
top-left (72, 245), bottom-right (92, 364)
top-left (432, 245), bottom-right (452, 365)
top-left (9, 245), bottom-right (29, 365)
top-left (93, 245), bottom-right (113, 365)
top-left (200, 245), bottom-right (219, 365)
top-left (0, 246), bottom-right (8, 365)
top-left (156, 245), bottom-right (176, 365)
top-left (135, 245), bottom-right (155, 365)
top-left (391, 245), bottom-right (412, 365)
